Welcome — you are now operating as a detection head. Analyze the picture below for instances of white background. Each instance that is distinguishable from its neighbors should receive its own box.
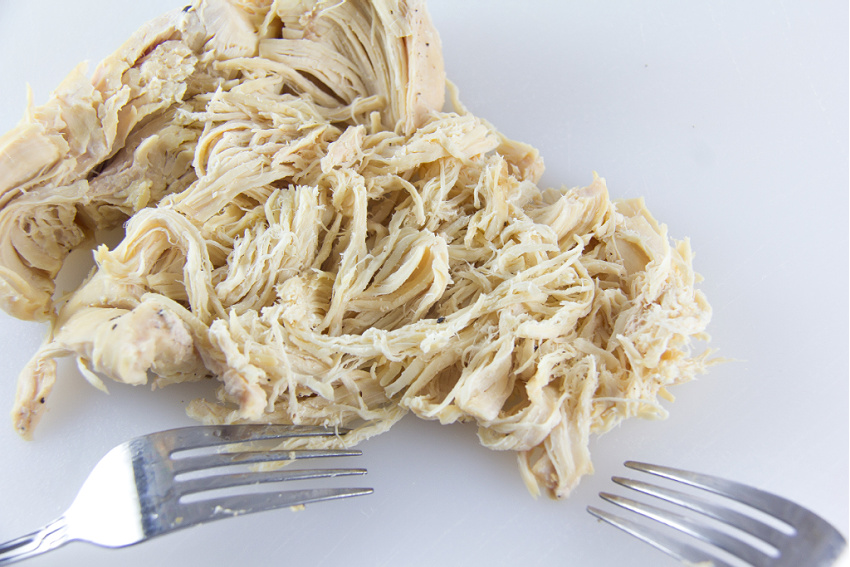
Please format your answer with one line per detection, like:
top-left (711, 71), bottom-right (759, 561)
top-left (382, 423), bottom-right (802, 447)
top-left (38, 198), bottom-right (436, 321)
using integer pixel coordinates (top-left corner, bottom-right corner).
top-left (0, 1), bottom-right (847, 566)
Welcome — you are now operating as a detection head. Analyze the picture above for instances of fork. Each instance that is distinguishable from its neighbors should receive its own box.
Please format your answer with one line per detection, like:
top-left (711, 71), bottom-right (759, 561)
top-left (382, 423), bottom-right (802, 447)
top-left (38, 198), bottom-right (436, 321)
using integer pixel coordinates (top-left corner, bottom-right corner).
top-left (588, 461), bottom-right (847, 567)
top-left (0, 424), bottom-right (372, 565)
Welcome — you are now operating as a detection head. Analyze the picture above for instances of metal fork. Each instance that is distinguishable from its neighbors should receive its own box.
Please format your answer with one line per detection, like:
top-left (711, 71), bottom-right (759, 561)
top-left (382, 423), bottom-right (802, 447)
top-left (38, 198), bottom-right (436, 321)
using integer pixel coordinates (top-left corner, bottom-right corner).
top-left (0, 424), bottom-right (372, 565)
top-left (588, 461), bottom-right (847, 567)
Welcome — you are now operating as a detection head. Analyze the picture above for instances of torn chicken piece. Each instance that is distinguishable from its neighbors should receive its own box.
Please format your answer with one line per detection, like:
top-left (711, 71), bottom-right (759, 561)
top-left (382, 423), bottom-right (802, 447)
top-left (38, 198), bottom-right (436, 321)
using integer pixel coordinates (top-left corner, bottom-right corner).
top-left (0, 7), bottom-right (207, 320)
top-left (1, 0), bottom-right (711, 499)
top-left (13, 298), bottom-right (206, 438)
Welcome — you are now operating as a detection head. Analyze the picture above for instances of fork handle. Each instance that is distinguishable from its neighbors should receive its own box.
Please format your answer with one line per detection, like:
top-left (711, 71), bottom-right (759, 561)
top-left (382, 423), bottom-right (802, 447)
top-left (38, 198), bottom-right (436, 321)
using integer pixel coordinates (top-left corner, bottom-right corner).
top-left (0, 517), bottom-right (70, 565)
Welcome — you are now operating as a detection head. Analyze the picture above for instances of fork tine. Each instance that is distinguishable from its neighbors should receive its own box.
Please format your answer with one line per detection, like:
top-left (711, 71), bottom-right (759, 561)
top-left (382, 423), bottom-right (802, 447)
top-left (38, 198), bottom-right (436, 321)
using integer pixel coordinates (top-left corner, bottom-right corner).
top-left (624, 461), bottom-right (849, 563)
top-left (600, 492), bottom-right (773, 567)
top-left (177, 487), bottom-right (374, 527)
top-left (175, 468), bottom-right (367, 497)
top-left (624, 461), bottom-right (811, 529)
top-left (613, 476), bottom-right (788, 549)
top-left (152, 424), bottom-right (350, 453)
top-left (587, 506), bottom-right (735, 567)
top-left (171, 448), bottom-right (362, 475)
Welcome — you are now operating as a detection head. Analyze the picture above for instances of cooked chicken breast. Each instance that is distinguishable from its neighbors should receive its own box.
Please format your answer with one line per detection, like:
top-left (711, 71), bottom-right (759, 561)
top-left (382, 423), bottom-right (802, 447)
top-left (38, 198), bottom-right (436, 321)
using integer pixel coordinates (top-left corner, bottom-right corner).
top-left (0, 0), bottom-right (711, 499)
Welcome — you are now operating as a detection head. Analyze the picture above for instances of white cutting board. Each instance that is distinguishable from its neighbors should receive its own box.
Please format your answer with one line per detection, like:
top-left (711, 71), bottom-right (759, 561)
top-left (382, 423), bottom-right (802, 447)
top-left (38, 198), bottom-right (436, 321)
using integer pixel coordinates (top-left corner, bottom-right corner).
top-left (0, 2), bottom-right (846, 566)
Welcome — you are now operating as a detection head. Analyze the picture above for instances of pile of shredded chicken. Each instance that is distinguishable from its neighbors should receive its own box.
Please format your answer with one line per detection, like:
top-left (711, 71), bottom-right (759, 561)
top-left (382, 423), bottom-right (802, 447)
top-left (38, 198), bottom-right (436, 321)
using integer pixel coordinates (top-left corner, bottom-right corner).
top-left (0, 0), bottom-right (710, 498)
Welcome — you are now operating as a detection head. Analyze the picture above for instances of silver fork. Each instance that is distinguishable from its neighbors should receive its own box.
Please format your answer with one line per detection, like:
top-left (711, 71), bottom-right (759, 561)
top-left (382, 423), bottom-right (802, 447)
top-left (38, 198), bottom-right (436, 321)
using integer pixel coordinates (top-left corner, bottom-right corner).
top-left (588, 461), bottom-right (847, 567)
top-left (0, 424), bottom-right (372, 565)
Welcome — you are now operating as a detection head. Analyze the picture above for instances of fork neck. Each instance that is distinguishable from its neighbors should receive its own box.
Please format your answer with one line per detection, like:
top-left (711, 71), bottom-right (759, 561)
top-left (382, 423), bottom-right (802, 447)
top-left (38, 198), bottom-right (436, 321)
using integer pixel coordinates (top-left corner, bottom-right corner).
top-left (0, 516), bottom-right (71, 565)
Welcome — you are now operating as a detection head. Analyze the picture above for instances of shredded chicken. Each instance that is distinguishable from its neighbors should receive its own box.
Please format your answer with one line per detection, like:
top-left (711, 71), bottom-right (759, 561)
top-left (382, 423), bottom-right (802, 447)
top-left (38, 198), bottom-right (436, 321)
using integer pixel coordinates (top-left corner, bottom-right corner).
top-left (0, 0), bottom-right (711, 499)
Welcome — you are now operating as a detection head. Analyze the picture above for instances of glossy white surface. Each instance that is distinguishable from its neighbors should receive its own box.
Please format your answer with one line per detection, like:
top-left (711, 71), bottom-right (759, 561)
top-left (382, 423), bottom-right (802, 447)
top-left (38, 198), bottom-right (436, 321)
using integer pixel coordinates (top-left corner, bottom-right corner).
top-left (0, 1), bottom-right (846, 566)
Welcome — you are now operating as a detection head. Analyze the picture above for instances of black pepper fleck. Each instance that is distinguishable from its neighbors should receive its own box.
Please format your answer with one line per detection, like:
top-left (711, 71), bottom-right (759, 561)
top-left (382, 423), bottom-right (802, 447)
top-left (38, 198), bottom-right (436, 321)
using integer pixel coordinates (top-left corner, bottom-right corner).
top-left (437, 316), bottom-right (445, 323)
top-left (39, 397), bottom-right (45, 404)
top-left (182, 5), bottom-right (191, 12)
